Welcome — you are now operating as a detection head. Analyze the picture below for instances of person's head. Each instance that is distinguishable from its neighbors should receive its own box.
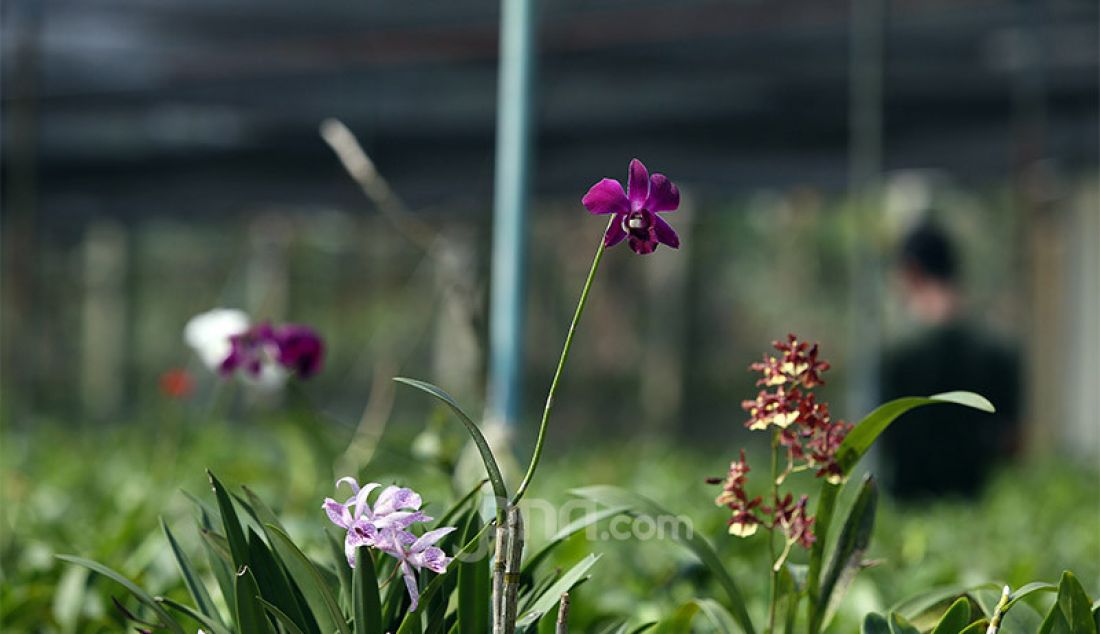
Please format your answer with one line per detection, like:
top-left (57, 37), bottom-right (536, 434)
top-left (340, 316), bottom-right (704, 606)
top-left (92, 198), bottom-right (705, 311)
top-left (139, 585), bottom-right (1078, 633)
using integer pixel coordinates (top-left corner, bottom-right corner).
top-left (897, 221), bottom-right (960, 324)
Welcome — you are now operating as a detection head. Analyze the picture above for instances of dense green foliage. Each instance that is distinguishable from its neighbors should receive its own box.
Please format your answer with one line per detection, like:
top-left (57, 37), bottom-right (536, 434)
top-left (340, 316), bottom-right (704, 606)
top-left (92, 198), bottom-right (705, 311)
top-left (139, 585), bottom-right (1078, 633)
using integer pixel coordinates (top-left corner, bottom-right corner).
top-left (2, 413), bottom-right (1096, 632)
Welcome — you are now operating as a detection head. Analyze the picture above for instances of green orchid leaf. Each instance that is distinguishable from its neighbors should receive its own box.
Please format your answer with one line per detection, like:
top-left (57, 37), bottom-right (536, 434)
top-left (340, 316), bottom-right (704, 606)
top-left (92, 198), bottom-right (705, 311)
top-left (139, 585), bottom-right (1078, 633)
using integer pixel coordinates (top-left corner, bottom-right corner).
top-left (208, 472), bottom-right (250, 570)
top-left (694, 598), bottom-right (740, 633)
top-left (266, 525), bottom-right (351, 634)
top-left (521, 504), bottom-right (627, 578)
top-left (930, 597), bottom-right (972, 634)
top-left (570, 485), bottom-right (755, 634)
top-left (157, 596), bottom-right (233, 634)
top-left (55, 555), bottom-right (186, 634)
top-left (834, 392), bottom-right (994, 478)
top-left (258, 598), bottom-right (308, 634)
top-left (394, 378), bottom-right (508, 509)
top-left (515, 553), bottom-right (601, 629)
top-left (161, 517), bottom-right (224, 629)
top-left (1057, 571), bottom-right (1097, 634)
top-left (862, 613), bottom-right (890, 634)
top-left (888, 612), bottom-right (921, 634)
top-left (352, 546), bottom-right (382, 634)
top-left (959, 620), bottom-right (991, 634)
top-left (817, 475), bottom-right (878, 631)
top-left (235, 566), bottom-right (274, 634)
top-left (456, 512), bottom-right (490, 634)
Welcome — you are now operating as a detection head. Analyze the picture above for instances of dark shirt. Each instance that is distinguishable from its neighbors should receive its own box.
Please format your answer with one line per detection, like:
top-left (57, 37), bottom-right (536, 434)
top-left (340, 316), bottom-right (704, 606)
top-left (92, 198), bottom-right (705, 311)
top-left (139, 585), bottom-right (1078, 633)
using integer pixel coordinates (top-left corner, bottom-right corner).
top-left (880, 320), bottom-right (1020, 500)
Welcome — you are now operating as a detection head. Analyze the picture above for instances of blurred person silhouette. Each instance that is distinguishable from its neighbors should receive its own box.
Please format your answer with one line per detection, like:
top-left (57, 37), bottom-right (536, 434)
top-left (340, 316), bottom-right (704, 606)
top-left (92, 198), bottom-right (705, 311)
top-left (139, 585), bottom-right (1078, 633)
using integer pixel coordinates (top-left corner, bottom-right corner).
top-left (880, 220), bottom-right (1021, 500)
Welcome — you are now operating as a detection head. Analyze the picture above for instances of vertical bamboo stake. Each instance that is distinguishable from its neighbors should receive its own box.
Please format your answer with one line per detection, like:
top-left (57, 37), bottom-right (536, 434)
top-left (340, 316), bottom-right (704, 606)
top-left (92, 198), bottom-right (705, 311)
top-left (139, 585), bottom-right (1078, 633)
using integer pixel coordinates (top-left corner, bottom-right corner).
top-left (555, 592), bottom-right (570, 634)
top-left (501, 507), bottom-right (524, 633)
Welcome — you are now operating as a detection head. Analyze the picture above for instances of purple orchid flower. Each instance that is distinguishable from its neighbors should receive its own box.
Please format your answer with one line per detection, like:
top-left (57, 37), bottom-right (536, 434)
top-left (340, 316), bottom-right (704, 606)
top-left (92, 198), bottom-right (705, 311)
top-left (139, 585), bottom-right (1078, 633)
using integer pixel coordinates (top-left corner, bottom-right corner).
top-left (220, 323), bottom-right (279, 378)
top-left (582, 158), bottom-right (681, 254)
top-left (273, 324), bottom-right (325, 378)
top-left (216, 320), bottom-right (325, 385)
top-left (322, 478), bottom-right (433, 567)
top-left (379, 526), bottom-right (456, 612)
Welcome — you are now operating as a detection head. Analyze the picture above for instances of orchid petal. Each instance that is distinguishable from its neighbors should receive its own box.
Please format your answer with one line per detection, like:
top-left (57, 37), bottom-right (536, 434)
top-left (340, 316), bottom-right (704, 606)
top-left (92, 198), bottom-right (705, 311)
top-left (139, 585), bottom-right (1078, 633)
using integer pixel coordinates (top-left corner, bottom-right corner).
top-left (352, 482), bottom-right (383, 519)
top-left (603, 215), bottom-right (628, 247)
top-left (401, 561), bottom-right (420, 612)
top-left (410, 526), bottom-right (457, 553)
top-left (654, 215), bottom-right (680, 249)
top-left (322, 498), bottom-right (353, 529)
top-left (335, 477), bottom-right (360, 495)
top-left (646, 173), bottom-right (680, 212)
top-left (582, 179), bottom-right (629, 216)
top-left (628, 234), bottom-right (658, 255)
top-left (627, 159), bottom-right (650, 210)
top-left (373, 486), bottom-right (422, 516)
top-left (410, 546), bottom-right (452, 574)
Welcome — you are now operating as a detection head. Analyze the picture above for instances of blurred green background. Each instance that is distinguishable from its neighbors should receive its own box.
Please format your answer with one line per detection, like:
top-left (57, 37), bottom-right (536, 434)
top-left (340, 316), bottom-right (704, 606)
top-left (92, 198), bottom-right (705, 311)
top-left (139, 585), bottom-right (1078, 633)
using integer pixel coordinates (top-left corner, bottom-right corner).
top-left (2, 0), bottom-right (1098, 631)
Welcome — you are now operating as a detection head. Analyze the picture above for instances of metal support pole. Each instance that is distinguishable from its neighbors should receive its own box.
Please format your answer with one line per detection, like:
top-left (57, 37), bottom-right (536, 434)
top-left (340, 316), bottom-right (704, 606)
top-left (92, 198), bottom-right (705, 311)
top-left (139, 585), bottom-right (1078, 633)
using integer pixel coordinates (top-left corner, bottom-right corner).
top-left (487, 0), bottom-right (537, 428)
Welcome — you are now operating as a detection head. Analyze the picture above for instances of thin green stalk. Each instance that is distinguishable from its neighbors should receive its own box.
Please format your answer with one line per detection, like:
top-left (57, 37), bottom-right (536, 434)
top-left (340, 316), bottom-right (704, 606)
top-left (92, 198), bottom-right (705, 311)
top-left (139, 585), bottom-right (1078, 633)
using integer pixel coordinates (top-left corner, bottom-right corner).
top-left (767, 432), bottom-right (780, 634)
top-left (511, 223), bottom-right (609, 505)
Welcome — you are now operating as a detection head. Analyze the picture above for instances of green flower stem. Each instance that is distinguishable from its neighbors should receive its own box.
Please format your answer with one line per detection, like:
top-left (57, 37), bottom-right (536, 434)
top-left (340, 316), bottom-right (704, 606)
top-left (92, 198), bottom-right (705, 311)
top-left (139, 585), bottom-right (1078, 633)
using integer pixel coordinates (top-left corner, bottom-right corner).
top-left (767, 431), bottom-right (781, 634)
top-left (511, 222), bottom-right (609, 506)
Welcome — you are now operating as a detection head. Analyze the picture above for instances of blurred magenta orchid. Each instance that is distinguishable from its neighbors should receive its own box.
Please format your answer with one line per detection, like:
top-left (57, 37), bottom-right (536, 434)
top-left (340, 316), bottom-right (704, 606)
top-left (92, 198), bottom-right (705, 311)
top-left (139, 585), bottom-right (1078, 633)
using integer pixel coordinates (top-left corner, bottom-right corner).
top-left (184, 308), bottom-right (324, 387)
top-left (582, 158), bottom-right (680, 254)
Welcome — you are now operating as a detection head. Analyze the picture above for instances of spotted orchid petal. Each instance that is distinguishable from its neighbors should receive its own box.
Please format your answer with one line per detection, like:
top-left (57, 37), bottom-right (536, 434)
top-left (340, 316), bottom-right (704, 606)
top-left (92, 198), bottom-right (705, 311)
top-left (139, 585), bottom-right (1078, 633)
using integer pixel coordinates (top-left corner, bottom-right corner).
top-left (373, 486), bottom-right (422, 516)
top-left (322, 498), bottom-right (353, 529)
top-left (410, 527), bottom-right (456, 553)
top-left (401, 561), bottom-right (421, 611)
top-left (351, 482), bottom-right (383, 519)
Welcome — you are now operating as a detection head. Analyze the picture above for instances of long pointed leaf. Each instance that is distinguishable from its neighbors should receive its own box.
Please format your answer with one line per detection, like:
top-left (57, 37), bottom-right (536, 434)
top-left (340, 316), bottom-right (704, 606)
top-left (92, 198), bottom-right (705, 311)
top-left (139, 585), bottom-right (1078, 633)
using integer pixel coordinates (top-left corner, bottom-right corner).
top-left (806, 481), bottom-right (839, 634)
top-left (245, 528), bottom-right (316, 634)
top-left (694, 598), bottom-right (740, 633)
top-left (158, 596), bottom-right (233, 634)
top-left (56, 555), bottom-right (186, 634)
top-left (1057, 571), bottom-right (1097, 634)
top-left (199, 525), bottom-right (237, 611)
top-left (258, 598), bottom-right (308, 634)
top-left (161, 518), bottom-right (225, 629)
top-left (817, 476), bottom-right (878, 630)
top-left (394, 377), bottom-right (508, 506)
top-left (571, 485), bottom-right (755, 634)
top-left (833, 392), bottom-right (993, 477)
top-left (521, 505), bottom-right (627, 577)
top-left (353, 546), bottom-right (382, 634)
top-left (208, 472), bottom-right (250, 569)
top-left (654, 602), bottom-right (702, 634)
top-left (236, 565), bottom-right (274, 634)
top-left (457, 513), bottom-right (490, 634)
top-left (266, 524), bottom-right (352, 634)
top-left (515, 554), bottom-right (601, 629)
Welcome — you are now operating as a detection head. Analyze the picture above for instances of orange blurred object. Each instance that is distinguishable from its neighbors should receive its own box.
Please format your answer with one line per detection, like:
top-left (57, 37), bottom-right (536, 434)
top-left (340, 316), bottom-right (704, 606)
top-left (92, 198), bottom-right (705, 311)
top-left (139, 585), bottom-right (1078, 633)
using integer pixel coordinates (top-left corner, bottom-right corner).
top-left (159, 368), bottom-right (195, 399)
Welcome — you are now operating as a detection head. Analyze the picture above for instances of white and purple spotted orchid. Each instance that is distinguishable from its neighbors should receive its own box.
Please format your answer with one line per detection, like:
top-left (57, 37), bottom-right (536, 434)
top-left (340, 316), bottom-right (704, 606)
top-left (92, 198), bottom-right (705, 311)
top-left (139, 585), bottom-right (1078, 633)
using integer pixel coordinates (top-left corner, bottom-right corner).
top-left (183, 308), bottom-right (324, 387)
top-left (582, 158), bottom-right (681, 254)
top-left (381, 525), bottom-right (456, 612)
top-left (323, 477), bottom-right (455, 611)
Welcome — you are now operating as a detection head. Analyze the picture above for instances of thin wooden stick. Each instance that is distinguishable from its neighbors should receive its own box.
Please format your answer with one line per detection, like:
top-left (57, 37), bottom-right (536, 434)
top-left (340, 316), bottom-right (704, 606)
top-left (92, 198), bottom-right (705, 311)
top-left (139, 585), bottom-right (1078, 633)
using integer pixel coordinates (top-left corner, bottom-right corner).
top-left (555, 592), bottom-right (570, 634)
top-left (501, 507), bottom-right (524, 633)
